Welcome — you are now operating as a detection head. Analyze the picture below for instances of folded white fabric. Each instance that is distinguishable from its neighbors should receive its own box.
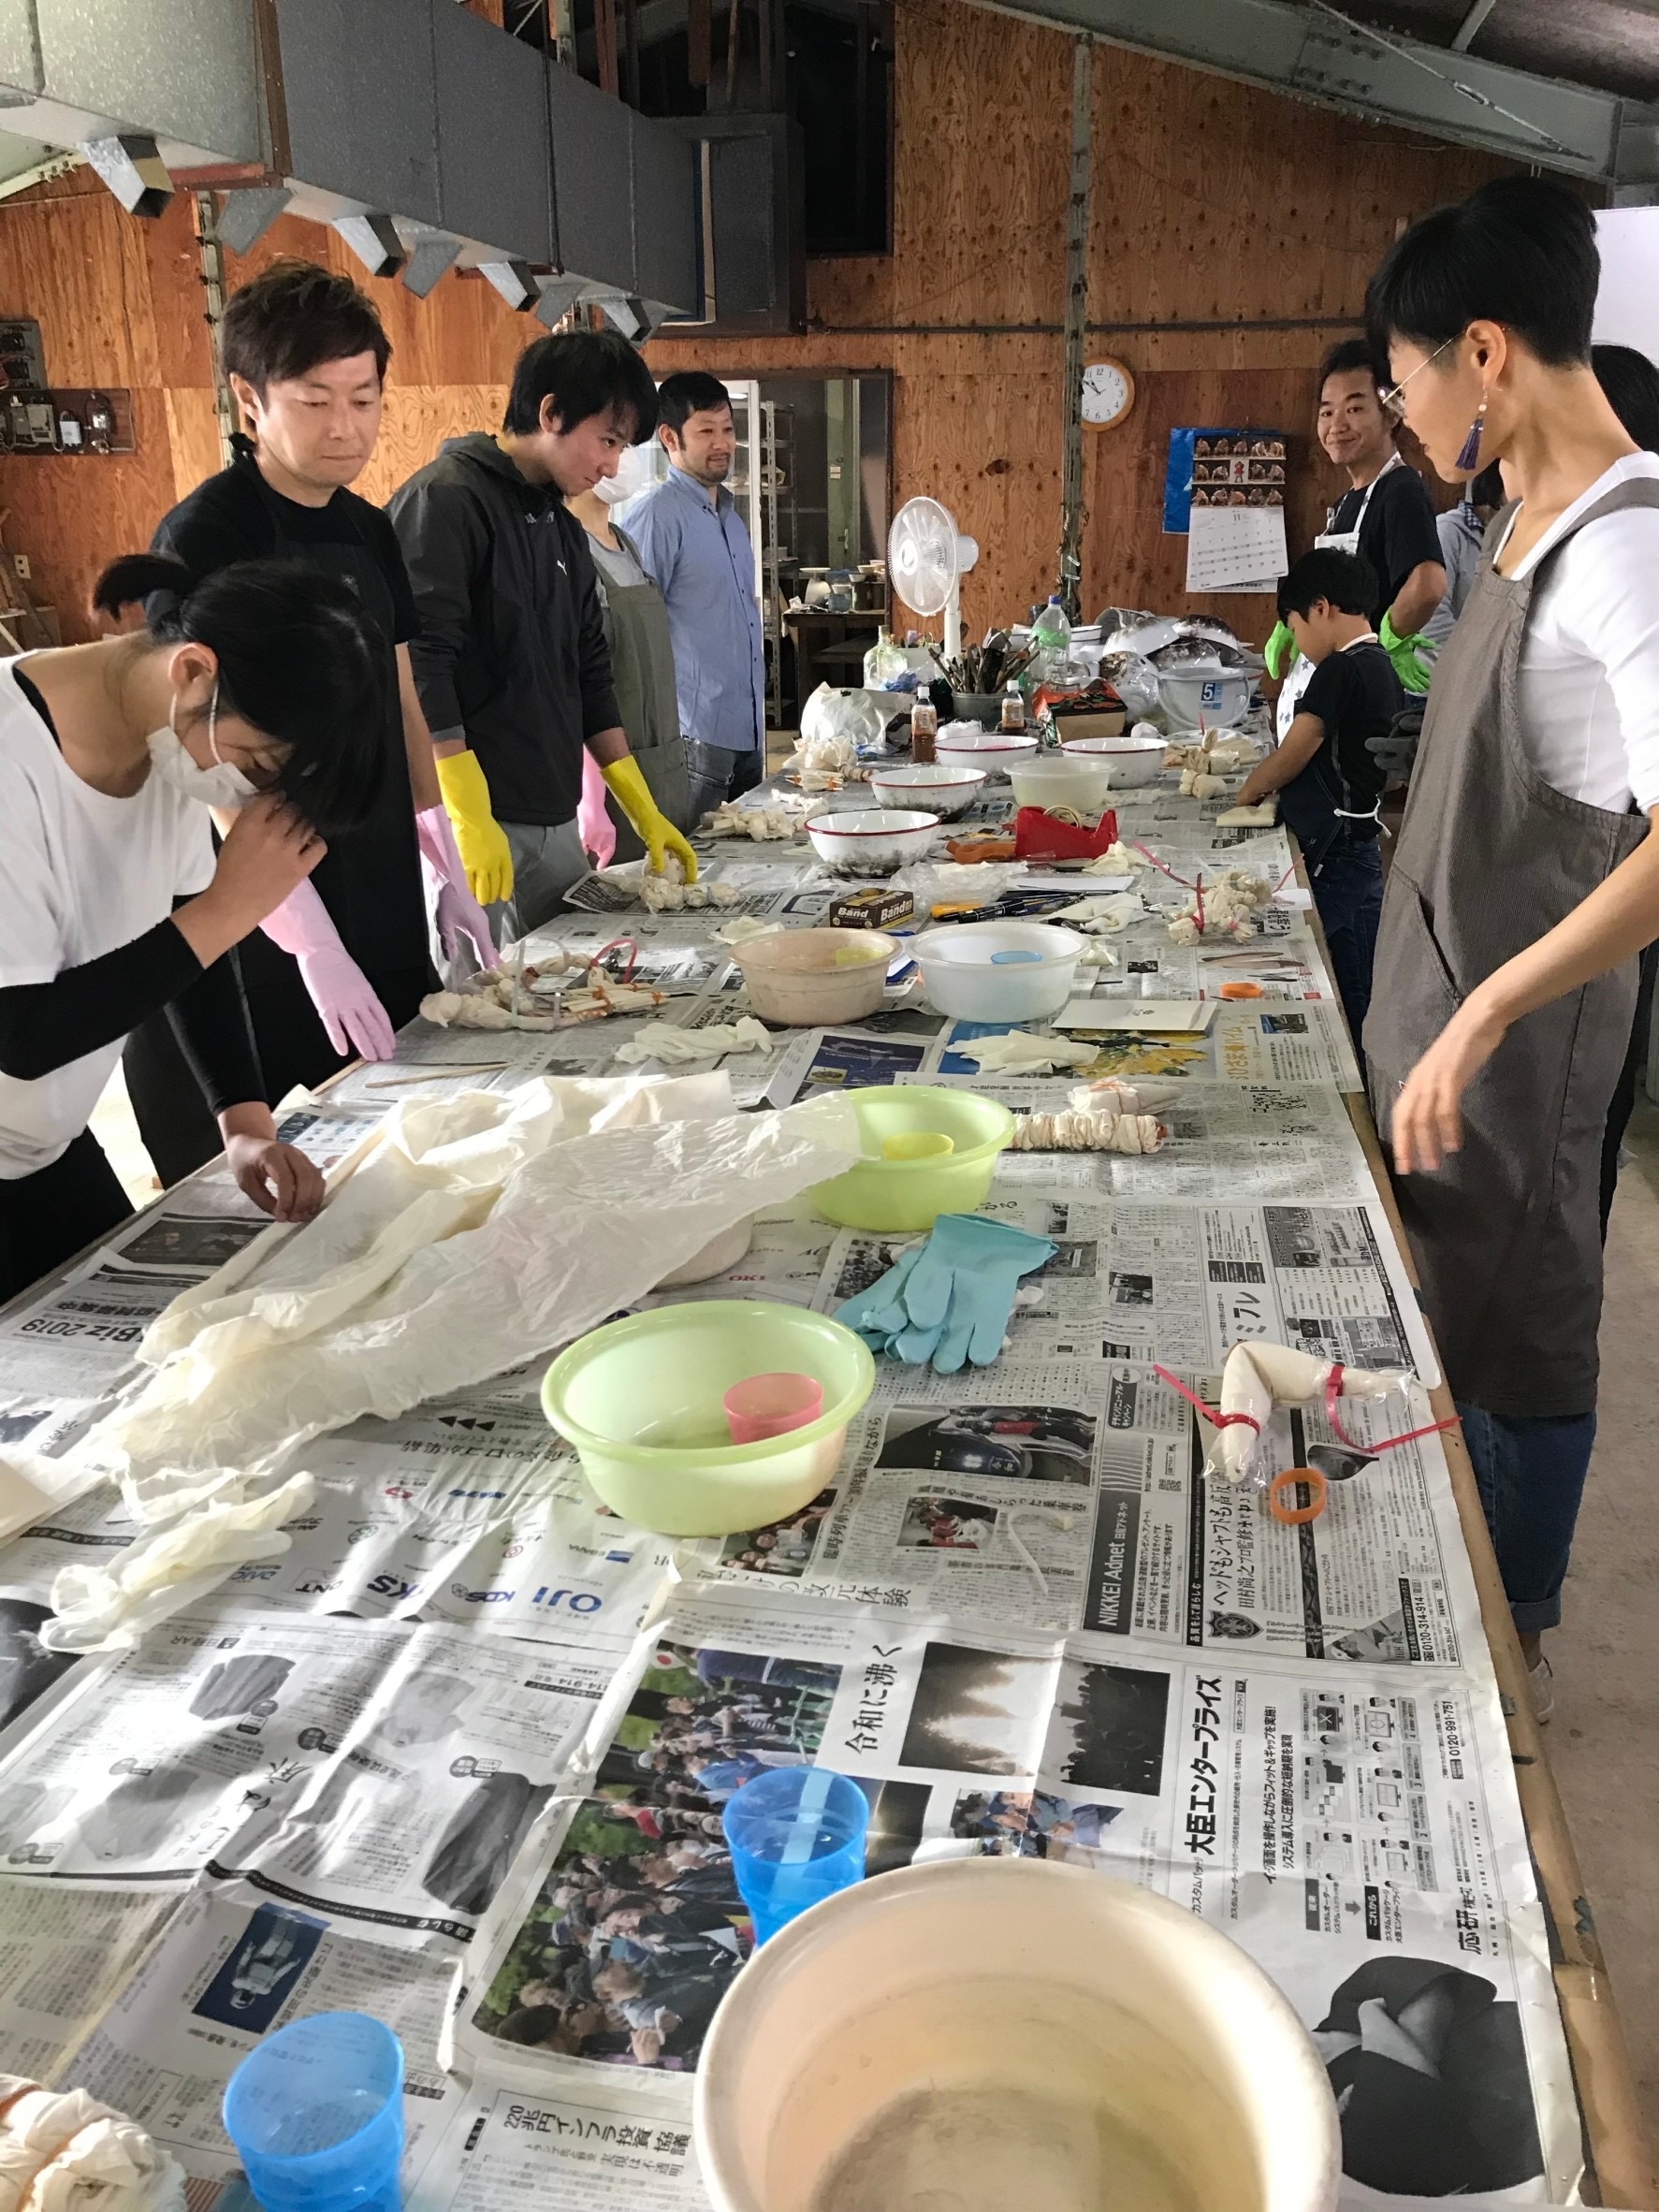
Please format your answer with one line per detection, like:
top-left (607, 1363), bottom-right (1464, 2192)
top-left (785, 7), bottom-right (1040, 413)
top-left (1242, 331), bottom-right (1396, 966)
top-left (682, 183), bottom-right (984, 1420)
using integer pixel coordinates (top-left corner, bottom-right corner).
top-left (0, 2078), bottom-right (184, 2212)
top-left (1051, 893), bottom-right (1142, 932)
top-left (949, 1031), bottom-right (1096, 1074)
top-left (1210, 1341), bottom-right (1405, 1485)
top-left (612, 1017), bottom-right (772, 1066)
top-left (38, 1470), bottom-right (315, 1653)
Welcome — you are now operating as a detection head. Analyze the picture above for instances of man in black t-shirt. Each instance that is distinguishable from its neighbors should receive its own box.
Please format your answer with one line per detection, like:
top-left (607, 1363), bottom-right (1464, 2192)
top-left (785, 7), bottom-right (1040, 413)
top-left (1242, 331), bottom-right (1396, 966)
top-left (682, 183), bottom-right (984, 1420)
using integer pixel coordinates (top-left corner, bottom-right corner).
top-left (1239, 549), bottom-right (1404, 1067)
top-left (123, 262), bottom-right (492, 1184)
top-left (1316, 338), bottom-right (1446, 678)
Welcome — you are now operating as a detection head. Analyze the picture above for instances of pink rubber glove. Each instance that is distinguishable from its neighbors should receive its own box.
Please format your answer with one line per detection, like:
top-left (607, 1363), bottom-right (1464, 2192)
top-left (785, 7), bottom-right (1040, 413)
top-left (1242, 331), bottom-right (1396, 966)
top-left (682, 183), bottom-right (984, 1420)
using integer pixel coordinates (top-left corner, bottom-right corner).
top-left (577, 749), bottom-right (617, 869)
top-left (260, 880), bottom-right (396, 1061)
top-left (416, 804), bottom-right (496, 968)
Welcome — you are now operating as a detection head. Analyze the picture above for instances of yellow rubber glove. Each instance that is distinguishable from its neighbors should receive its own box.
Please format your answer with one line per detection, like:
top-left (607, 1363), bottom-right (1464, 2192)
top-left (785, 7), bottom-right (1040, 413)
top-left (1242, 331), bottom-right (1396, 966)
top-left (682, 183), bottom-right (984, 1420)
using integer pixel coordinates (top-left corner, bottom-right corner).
top-left (602, 754), bottom-right (698, 882)
top-left (435, 749), bottom-right (514, 907)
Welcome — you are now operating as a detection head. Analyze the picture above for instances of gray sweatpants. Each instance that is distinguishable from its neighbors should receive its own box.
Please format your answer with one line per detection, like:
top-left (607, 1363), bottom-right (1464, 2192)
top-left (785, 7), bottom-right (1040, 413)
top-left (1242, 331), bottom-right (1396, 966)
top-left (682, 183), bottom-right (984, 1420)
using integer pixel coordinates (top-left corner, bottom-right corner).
top-left (488, 817), bottom-right (590, 947)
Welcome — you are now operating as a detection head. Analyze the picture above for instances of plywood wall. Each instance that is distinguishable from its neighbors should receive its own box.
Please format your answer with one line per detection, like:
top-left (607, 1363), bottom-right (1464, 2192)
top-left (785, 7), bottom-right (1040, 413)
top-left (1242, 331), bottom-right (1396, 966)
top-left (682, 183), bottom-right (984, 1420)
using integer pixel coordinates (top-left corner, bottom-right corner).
top-left (0, 0), bottom-right (1511, 641)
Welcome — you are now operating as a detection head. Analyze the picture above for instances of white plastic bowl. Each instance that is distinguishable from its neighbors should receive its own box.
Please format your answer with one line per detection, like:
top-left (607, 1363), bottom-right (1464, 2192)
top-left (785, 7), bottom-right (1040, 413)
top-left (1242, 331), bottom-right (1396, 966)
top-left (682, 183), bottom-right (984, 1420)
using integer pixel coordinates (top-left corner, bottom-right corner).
top-left (807, 808), bottom-right (939, 873)
top-left (1157, 666), bottom-right (1252, 730)
top-left (866, 762), bottom-right (987, 819)
top-left (1005, 752), bottom-right (1117, 813)
top-left (694, 1857), bottom-right (1343, 2212)
top-left (935, 727), bottom-right (1041, 781)
top-left (1058, 733), bottom-right (1168, 787)
top-left (913, 919), bottom-right (1085, 1021)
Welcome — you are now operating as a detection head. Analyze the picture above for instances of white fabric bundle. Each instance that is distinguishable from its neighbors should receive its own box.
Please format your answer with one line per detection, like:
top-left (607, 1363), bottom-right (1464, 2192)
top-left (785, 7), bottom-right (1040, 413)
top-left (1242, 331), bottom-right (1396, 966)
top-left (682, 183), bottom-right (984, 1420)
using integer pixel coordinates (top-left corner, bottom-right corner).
top-left (1011, 1110), bottom-right (1165, 1153)
top-left (0, 2079), bottom-right (184, 2212)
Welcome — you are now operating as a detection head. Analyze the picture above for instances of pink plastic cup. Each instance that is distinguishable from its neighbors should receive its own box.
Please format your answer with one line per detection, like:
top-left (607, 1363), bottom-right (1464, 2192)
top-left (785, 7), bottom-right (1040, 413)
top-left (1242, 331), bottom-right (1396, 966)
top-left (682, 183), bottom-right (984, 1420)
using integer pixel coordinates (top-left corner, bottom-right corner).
top-left (723, 1373), bottom-right (824, 1446)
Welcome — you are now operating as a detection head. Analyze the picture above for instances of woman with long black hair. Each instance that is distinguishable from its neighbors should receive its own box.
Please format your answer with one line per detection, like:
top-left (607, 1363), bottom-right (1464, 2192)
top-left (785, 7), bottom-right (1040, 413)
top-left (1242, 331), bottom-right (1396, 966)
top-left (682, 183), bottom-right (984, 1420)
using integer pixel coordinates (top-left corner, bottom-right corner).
top-left (0, 552), bottom-right (384, 1301)
top-left (1363, 177), bottom-right (1659, 1710)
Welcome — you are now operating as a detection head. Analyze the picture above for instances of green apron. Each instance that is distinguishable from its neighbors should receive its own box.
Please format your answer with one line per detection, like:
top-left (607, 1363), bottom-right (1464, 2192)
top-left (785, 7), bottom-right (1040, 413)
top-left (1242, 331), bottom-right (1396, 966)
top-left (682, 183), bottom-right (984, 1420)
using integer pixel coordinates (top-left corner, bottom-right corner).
top-left (589, 524), bottom-right (693, 860)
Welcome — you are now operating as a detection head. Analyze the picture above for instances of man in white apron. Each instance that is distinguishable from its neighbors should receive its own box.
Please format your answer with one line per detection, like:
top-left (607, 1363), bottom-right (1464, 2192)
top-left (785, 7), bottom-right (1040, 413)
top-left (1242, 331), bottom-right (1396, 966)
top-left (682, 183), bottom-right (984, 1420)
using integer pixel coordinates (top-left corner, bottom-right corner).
top-left (1267, 340), bottom-right (1447, 735)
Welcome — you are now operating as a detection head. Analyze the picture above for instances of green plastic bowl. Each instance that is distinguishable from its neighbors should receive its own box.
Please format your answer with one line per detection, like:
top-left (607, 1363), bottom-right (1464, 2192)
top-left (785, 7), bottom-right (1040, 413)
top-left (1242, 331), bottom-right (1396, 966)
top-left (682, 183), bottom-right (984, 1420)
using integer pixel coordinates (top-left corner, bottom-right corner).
top-left (808, 1086), bottom-right (1016, 1231)
top-left (543, 1301), bottom-right (875, 1536)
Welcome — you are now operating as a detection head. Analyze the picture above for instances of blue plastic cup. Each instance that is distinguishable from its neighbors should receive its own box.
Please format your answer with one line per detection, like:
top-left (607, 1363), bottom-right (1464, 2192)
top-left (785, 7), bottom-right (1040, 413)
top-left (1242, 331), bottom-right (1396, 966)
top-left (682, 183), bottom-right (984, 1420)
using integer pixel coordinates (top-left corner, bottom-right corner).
top-left (722, 1768), bottom-right (869, 1945)
top-left (223, 2012), bottom-right (405, 2212)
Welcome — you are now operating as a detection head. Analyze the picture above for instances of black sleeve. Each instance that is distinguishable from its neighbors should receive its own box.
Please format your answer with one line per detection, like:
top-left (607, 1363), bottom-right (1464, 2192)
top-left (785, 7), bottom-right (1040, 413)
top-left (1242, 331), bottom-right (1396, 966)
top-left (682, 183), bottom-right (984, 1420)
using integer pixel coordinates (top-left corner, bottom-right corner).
top-left (0, 922), bottom-right (203, 1081)
top-left (388, 476), bottom-right (488, 739)
top-left (366, 507), bottom-right (422, 645)
top-left (166, 938), bottom-right (264, 1115)
top-left (1377, 471), bottom-right (1445, 603)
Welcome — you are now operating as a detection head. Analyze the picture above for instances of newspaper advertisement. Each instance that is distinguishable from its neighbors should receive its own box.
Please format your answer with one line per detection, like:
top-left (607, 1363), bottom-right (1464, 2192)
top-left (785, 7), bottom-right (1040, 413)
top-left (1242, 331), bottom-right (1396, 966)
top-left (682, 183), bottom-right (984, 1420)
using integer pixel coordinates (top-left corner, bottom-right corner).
top-left (0, 1261), bottom-right (199, 1404)
top-left (59, 1887), bottom-right (462, 2205)
top-left (0, 1878), bottom-right (180, 2079)
top-left (452, 1586), bottom-right (1577, 2200)
top-left (408, 2081), bottom-right (706, 2212)
top-left (696, 1347), bottom-right (1480, 1666)
top-left (0, 1604), bottom-right (606, 1936)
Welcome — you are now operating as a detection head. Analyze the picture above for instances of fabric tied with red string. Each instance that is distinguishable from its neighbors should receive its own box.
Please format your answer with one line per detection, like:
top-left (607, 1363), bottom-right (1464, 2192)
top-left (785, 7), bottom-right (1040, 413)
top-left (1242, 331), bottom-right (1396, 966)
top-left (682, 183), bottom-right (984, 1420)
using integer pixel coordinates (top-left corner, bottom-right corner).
top-left (1155, 1343), bottom-right (1458, 1494)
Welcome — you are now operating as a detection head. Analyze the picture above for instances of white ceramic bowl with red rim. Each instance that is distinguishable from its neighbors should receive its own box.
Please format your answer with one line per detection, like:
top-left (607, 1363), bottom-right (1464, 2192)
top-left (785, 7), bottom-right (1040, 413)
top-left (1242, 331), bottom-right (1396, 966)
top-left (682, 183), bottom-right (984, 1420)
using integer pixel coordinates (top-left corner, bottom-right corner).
top-left (1058, 732), bottom-right (1168, 787)
top-left (806, 808), bottom-right (940, 872)
top-left (934, 726), bottom-right (1041, 781)
top-left (866, 762), bottom-right (988, 819)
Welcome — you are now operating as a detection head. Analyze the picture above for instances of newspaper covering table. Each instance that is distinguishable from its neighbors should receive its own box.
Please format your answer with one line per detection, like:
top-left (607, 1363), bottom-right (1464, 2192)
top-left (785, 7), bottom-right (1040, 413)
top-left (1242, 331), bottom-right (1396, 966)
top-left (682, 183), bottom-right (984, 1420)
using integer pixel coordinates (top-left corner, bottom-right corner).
top-left (0, 748), bottom-right (1637, 2209)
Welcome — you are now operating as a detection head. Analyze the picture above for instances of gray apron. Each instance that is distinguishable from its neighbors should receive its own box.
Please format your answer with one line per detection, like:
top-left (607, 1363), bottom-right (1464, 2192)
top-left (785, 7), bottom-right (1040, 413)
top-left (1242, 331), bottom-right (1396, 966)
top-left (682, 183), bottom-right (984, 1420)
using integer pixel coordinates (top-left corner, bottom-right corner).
top-left (1363, 481), bottom-right (1657, 1417)
top-left (589, 524), bottom-right (692, 862)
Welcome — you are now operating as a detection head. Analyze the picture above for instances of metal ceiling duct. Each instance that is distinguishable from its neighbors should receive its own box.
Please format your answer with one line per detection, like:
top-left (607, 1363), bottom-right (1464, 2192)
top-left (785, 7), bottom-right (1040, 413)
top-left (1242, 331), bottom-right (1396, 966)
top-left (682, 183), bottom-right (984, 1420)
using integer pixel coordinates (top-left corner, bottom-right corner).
top-left (0, 0), bottom-right (701, 311)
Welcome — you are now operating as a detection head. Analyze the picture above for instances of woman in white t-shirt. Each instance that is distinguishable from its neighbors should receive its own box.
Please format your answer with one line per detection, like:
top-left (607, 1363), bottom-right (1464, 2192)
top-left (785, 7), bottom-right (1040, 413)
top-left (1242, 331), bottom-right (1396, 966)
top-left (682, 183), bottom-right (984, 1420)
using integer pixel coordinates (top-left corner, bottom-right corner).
top-left (0, 551), bottom-right (385, 1301)
top-left (1362, 178), bottom-right (1659, 1703)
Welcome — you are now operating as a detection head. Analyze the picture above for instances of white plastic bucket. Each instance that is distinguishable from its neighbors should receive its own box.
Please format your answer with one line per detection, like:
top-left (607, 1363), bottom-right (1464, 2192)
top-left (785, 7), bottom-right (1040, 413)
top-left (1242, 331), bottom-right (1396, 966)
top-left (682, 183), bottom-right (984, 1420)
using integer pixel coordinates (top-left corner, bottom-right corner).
top-left (694, 1857), bottom-right (1342, 2212)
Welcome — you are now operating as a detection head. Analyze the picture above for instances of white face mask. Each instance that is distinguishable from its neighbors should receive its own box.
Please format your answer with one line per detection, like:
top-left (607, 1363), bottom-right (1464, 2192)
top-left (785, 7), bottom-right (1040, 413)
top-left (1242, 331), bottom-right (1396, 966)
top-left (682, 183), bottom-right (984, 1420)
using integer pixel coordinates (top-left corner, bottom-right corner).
top-left (591, 473), bottom-right (633, 507)
top-left (146, 682), bottom-right (259, 808)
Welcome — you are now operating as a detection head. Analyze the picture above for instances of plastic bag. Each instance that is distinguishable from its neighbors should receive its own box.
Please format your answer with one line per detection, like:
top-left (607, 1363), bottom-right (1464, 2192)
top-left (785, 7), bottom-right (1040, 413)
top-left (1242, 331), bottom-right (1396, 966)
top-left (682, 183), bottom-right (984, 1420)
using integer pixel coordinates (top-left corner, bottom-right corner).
top-left (799, 684), bottom-right (885, 759)
top-left (80, 1079), bottom-right (860, 1501)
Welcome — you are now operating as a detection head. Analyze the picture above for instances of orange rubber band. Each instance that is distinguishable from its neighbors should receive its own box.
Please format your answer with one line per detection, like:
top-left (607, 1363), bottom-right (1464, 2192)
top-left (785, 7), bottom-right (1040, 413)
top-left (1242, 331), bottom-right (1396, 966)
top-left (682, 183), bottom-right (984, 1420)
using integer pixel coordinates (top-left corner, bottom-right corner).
top-left (1268, 1466), bottom-right (1328, 1525)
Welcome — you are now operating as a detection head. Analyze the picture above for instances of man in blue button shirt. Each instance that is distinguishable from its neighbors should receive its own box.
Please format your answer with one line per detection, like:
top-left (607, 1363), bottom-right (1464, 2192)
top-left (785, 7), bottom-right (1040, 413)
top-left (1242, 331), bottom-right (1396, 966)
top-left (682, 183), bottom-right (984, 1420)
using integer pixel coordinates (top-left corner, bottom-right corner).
top-left (618, 372), bottom-right (765, 822)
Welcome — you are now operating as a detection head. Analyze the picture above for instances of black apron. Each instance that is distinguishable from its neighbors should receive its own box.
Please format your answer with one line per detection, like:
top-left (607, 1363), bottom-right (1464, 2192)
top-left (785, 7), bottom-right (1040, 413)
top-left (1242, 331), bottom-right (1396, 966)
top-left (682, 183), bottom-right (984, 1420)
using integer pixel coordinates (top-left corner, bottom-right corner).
top-left (1363, 482), bottom-right (1656, 1417)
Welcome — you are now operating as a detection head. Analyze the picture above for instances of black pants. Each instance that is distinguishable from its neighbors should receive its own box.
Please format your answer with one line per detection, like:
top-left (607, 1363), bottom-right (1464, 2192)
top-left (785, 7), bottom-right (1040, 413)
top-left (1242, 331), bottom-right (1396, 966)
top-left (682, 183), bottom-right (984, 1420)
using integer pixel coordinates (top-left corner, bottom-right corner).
top-left (125, 938), bottom-right (430, 1188)
top-left (1599, 937), bottom-right (1659, 1240)
top-left (0, 1128), bottom-right (133, 1304)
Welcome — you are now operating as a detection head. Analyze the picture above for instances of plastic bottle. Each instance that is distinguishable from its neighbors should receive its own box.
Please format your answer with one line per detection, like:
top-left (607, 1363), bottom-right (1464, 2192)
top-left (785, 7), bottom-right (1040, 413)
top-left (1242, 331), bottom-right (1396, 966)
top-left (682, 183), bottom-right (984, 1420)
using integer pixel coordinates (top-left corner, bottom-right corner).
top-left (1030, 594), bottom-right (1072, 683)
top-left (864, 628), bottom-right (908, 688)
top-left (999, 680), bottom-right (1026, 734)
top-left (910, 692), bottom-right (938, 764)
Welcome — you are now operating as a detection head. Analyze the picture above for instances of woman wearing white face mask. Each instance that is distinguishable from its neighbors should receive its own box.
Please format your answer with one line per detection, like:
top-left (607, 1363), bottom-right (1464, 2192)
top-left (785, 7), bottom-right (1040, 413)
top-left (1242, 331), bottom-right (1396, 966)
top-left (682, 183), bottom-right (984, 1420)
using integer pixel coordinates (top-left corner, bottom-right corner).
top-left (0, 551), bottom-right (385, 1301)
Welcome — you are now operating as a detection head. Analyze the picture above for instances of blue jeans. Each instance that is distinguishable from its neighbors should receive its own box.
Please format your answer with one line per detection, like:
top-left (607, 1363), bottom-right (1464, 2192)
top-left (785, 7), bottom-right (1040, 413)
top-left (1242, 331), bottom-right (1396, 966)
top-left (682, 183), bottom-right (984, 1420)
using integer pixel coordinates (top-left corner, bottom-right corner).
top-left (1458, 1402), bottom-right (1597, 1634)
top-left (1310, 830), bottom-right (1383, 1074)
top-left (685, 742), bottom-right (763, 824)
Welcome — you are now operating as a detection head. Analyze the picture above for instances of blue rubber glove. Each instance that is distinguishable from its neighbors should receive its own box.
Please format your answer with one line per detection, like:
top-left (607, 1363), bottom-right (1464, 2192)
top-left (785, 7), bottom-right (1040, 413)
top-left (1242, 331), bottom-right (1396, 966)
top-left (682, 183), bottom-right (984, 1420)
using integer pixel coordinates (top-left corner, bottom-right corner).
top-left (837, 1215), bottom-right (1056, 1375)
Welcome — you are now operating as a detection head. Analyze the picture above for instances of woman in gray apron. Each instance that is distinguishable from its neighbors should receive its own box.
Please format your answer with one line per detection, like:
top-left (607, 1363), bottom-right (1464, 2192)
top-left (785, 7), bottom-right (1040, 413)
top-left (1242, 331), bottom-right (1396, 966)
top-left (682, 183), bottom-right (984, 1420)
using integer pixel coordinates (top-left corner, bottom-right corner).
top-left (566, 486), bottom-right (691, 861)
top-left (1363, 176), bottom-right (1659, 1702)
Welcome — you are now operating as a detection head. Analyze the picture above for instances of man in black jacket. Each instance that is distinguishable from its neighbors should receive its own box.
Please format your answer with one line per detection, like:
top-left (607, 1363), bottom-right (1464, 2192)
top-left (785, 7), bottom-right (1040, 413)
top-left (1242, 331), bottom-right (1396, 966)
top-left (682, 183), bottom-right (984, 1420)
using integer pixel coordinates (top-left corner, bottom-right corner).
top-left (389, 333), bottom-right (696, 939)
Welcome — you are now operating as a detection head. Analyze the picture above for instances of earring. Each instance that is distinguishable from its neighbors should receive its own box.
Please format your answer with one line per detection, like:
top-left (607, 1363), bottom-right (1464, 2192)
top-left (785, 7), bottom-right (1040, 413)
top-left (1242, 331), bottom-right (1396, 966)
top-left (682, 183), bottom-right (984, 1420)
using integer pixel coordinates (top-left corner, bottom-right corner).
top-left (1455, 395), bottom-right (1488, 474)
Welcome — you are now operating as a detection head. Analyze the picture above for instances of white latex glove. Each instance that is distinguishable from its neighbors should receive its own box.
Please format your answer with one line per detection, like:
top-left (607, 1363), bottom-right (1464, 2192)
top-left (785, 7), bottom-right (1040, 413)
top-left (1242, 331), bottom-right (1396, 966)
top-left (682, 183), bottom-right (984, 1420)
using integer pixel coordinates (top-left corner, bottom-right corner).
top-left (949, 1030), bottom-right (1096, 1074)
top-left (38, 1472), bottom-right (315, 1653)
top-left (613, 1017), bottom-right (772, 1066)
top-left (259, 880), bottom-right (395, 1060)
top-left (417, 804), bottom-right (496, 969)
